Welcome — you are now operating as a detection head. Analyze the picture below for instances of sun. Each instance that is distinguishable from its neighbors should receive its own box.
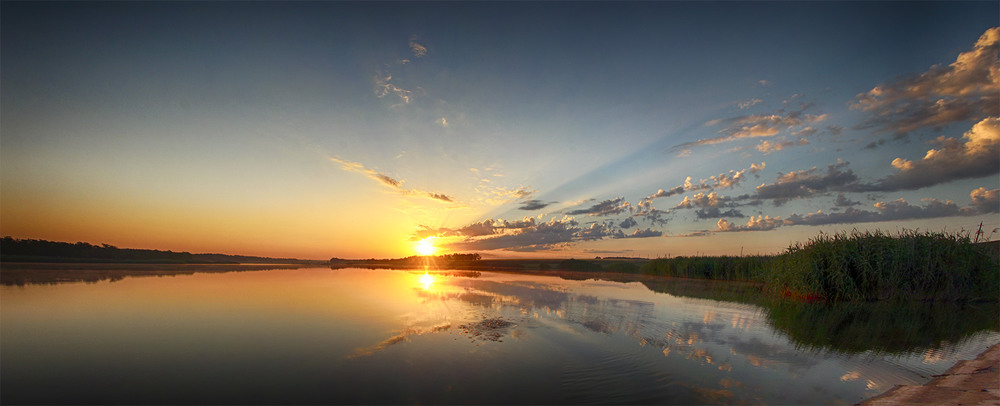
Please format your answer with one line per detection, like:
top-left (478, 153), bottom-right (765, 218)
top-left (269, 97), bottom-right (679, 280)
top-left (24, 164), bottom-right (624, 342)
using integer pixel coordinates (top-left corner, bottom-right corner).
top-left (414, 237), bottom-right (438, 256)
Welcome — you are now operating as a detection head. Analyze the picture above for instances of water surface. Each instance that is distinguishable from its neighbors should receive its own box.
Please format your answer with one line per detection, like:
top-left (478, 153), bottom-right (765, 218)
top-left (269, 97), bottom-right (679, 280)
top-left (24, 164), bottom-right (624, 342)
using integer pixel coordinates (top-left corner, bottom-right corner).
top-left (2, 267), bottom-right (997, 404)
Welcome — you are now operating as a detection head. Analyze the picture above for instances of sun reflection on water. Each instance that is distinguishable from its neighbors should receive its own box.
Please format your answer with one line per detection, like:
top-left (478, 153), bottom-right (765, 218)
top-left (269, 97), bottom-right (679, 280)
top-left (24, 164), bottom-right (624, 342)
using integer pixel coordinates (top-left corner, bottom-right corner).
top-left (419, 272), bottom-right (436, 290)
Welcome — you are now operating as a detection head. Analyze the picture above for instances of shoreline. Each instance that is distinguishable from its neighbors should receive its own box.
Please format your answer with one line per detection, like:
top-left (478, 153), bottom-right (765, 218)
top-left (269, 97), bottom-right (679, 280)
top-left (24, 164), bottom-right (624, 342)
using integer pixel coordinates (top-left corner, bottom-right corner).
top-left (862, 341), bottom-right (1000, 405)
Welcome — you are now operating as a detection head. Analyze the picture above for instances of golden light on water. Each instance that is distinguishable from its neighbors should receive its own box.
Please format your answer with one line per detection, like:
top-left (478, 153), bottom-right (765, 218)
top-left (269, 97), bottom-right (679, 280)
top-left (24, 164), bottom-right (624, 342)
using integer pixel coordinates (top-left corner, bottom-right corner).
top-left (414, 237), bottom-right (438, 256)
top-left (419, 272), bottom-right (436, 290)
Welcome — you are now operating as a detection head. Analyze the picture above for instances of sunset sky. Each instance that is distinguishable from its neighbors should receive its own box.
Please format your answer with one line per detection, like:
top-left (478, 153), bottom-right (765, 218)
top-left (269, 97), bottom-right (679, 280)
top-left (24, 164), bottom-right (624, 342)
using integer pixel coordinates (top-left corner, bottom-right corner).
top-left (2, 2), bottom-right (998, 260)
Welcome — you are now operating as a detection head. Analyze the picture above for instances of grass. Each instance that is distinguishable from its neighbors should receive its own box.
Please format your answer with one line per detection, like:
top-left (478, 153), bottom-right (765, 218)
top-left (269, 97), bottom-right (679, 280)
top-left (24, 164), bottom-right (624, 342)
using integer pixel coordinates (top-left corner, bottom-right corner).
top-left (641, 229), bottom-right (999, 302)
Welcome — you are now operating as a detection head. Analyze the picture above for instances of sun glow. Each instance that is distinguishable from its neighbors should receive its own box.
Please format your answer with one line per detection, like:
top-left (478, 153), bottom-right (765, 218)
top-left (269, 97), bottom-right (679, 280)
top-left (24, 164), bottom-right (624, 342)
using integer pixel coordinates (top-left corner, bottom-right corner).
top-left (415, 237), bottom-right (438, 256)
top-left (419, 272), bottom-right (436, 290)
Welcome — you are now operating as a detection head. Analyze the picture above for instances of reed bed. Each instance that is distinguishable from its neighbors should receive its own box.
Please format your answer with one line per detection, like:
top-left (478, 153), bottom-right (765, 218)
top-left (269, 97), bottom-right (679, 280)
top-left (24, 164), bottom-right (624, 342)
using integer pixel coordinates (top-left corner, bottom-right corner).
top-left (640, 230), bottom-right (999, 302)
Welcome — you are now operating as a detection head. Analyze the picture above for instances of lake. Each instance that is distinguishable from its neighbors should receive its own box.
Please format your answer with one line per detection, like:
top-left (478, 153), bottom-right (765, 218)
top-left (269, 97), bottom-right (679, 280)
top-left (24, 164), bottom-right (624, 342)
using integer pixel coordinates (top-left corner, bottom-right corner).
top-left (2, 266), bottom-right (997, 404)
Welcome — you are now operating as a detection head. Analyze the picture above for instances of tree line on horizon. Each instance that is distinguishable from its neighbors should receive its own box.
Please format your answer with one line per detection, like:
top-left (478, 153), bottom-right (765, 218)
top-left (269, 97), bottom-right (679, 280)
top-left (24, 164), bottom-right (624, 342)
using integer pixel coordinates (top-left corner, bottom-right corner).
top-left (0, 237), bottom-right (311, 264)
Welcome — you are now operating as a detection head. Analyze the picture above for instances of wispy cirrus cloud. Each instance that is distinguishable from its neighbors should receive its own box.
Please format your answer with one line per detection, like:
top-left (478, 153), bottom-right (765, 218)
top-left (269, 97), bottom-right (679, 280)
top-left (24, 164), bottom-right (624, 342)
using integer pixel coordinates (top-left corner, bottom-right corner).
top-left (852, 27), bottom-right (999, 138)
top-left (673, 106), bottom-right (827, 153)
top-left (330, 157), bottom-right (455, 203)
top-left (738, 98), bottom-right (763, 109)
top-left (373, 34), bottom-right (432, 106)
top-left (409, 35), bottom-right (428, 58)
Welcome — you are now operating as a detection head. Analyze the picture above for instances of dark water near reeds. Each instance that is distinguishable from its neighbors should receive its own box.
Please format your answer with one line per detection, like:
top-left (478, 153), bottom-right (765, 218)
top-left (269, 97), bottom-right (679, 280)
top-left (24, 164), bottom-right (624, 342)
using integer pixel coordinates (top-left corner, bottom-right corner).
top-left (2, 266), bottom-right (998, 404)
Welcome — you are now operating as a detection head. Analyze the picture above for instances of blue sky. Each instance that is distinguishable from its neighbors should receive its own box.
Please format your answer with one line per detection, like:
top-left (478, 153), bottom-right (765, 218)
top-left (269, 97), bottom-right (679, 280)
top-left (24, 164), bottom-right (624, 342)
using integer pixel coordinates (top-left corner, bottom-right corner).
top-left (2, 2), bottom-right (998, 259)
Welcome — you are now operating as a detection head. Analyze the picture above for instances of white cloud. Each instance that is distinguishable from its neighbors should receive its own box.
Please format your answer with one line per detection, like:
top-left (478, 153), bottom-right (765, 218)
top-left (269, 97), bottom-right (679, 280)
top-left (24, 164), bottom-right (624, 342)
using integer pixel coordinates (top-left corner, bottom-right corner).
top-left (852, 27), bottom-right (999, 135)
top-left (716, 215), bottom-right (783, 232)
top-left (874, 117), bottom-right (999, 191)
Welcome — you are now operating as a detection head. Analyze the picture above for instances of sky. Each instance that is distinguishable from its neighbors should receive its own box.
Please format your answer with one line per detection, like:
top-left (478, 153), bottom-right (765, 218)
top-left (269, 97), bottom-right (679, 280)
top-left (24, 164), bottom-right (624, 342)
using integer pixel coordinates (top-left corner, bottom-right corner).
top-left (2, 2), bottom-right (998, 260)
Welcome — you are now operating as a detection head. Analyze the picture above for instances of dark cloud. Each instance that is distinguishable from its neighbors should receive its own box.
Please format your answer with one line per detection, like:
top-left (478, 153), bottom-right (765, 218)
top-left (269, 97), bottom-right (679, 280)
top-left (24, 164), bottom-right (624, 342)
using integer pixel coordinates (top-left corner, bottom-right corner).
top-left (707, 186), bottom-right (997, 234)
top-left (969, 187), bottom-right (1000, 214)
top-left (578, 222), bottom-right (621, 240)
top-left (695, 208), bottom-right (745, 219)
top-left (518, 199), bottom-right (555, 211)
top-left (834, 194), bottom-right (862, 207)
top-left (567, 197), bottom-right (632, 216)
top-left (617, 228), bottom-right (663, 239)
top-left (445, 217), bottom-right (580, 251)
top-left (754, 160), bottom-right (859, 205)
top-left (374, 174), bottom-right (402, 188)
top-left (851, 27), bottom-right (999, 136)
top-left (427, 193), bottom-right (454, 202)
top-left (784, 198), bottom-right (965, 226)
top-left (635, 209), bottom-right (670, 226)
top-left (619, 217), bottom-right (638, 229)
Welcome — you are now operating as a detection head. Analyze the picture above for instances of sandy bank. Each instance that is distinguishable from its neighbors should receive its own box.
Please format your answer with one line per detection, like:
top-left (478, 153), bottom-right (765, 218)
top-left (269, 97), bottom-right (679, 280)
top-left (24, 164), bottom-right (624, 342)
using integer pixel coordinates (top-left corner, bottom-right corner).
top-left (862, 341), bottom-right (1000, 405)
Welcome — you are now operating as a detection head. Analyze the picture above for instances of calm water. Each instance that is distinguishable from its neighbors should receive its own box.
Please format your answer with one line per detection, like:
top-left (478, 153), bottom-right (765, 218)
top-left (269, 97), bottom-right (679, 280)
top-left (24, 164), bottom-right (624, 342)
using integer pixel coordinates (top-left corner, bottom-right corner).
top-left (2, 266), bottom-right (998, 404)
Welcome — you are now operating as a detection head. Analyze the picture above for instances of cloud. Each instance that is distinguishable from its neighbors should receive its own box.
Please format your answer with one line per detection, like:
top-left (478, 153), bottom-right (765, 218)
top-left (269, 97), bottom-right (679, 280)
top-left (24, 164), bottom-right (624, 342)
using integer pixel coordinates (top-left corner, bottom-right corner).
top-left (518, 199), bottom-right (555, 211)
top-left (753, 160), bottom-right (859, 205)
top-left (969, 187), bottom-right (1000, 214)
top-left (834, 193), bottom-right (862, 207)
top-left (637, 186), bottom-right (685, 214)
top-left (675, 192), bottom-right (731, 209)
top-left (753, 118), bottom-right (997, 197)
top-left (634, 208), bottom-right (670, 226)
top-left (429, 212), bottom-right (663, 251)
top-left (851, 27), bottom-right (999, 135)
top-left (784, 198), bottom-right (966, 226)
top-left (756, 138), bottom-right (808, 155)
top-left (716, 215), bottom-right (783, 232)
top-left (617, 228), bottom-right (663, 239)
top-left (409, 35), bottom-right (428, 57)
top-left (330, 157), bottom-right (455, 203)
top-left (619, 217), bottom-right (638, 229)
top-left (870, 117), bottom-right (999, 191)
top-left (738, 98), bottom-right (763, 109)
top-left (444, 217), bottom-right (581, 252)
top-left (711, 166), bottom-right (759, 189)
top-left (675, 107), bottom-right (827, 151)
top-left (567, 197), bottom-right (632, 216)
top-left (373, 69), bottom-right (413, 105)
top-left (578, 222), bottom-right (620, 240)
top-left (695, 208), bottom-right (745, 219)
top-left (475, 184), bottom-right (536, 206)
top-left (373, 35), bottom-right (434, 106)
